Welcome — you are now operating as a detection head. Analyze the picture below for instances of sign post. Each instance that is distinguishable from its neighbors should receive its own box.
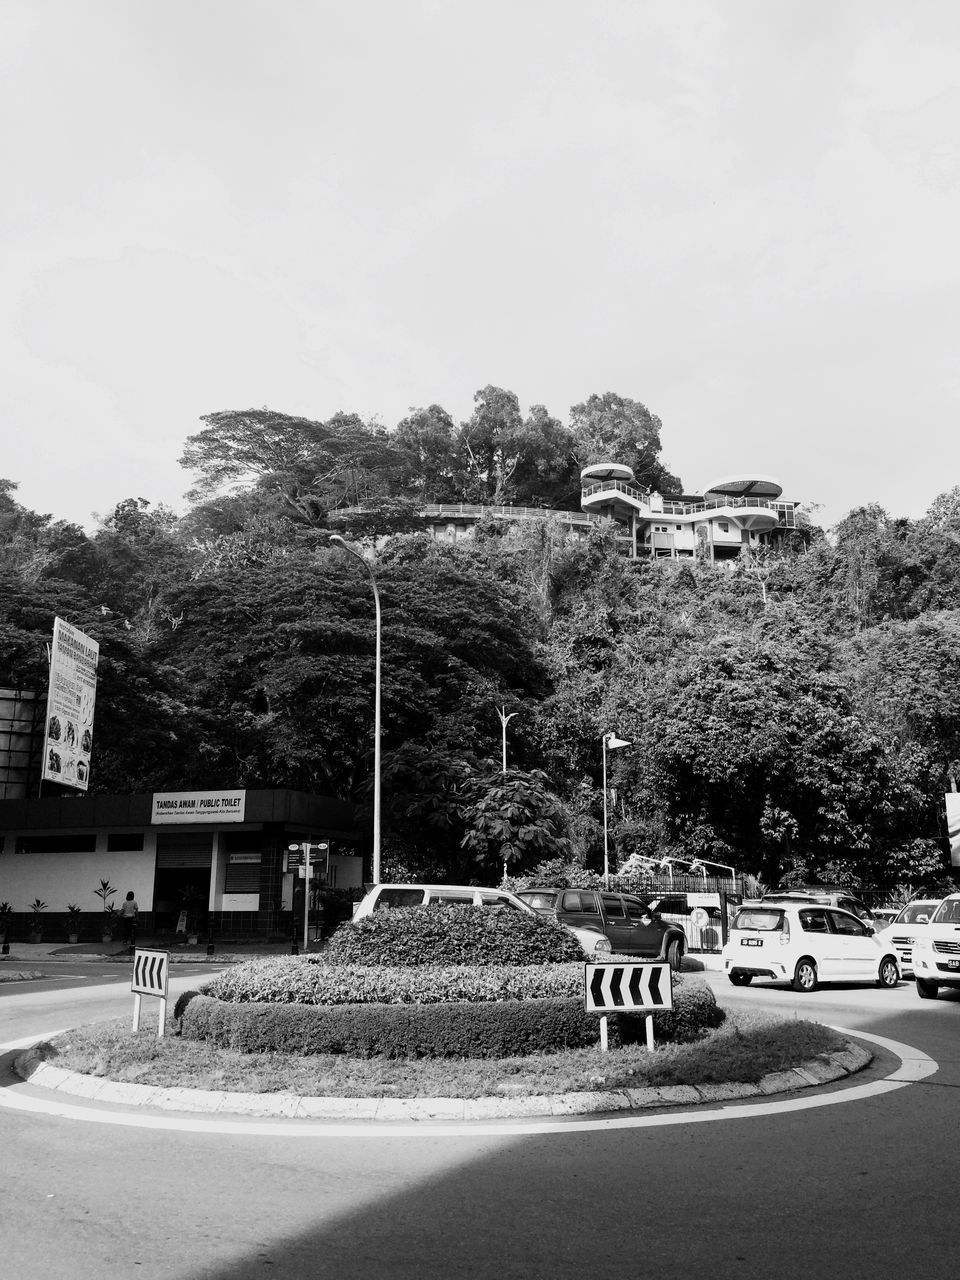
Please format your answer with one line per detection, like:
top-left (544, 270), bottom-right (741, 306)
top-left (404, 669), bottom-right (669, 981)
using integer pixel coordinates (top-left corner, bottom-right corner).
top-left (288, 841), bottom-right (330, 950)
top-left (131, 948), bottom-right (170, 1037)
top-left (584, 961), bottom-right (673, 1052)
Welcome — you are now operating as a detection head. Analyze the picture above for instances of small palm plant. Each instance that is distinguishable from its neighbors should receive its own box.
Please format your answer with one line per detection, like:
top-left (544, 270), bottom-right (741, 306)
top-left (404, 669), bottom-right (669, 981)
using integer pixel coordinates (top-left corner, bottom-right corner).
top-left (94, 879), bottom-right (118, 940)
top-left (66, 903), bottom-right (82, 940)
top-left (28, 898), bottom-right (48, 941)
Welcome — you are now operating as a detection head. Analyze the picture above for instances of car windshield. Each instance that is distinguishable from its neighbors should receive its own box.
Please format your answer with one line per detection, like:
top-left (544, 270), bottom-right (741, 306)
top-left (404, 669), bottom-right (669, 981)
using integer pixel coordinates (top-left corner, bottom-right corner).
top-left (931, 899), bottom-right (960, 925)
top-left (733, 909), bottom-right (784, 931)
top-left (897, 903), bottom-right (935, 924)
top-left (517, 890), bottom-right (559, 911)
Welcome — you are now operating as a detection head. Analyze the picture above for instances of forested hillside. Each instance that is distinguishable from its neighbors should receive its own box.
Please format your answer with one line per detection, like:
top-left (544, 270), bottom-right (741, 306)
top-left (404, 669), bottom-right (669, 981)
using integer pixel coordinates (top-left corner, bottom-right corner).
top-left (2, 394), bottom-right (959, 895)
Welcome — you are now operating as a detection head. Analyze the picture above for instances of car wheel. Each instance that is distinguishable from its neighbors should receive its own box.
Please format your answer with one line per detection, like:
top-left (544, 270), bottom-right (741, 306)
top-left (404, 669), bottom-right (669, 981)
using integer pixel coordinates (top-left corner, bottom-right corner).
top-left (728, 972), bottom-right (753, 986)
top-left (792, 958), bottom-right (817, 993)
top-left (916, 977), bottom-right (939, 1000)
top-left (666, 939), bottom-right (683, 971)
top-left (877, 956), bottom-right (899, 988)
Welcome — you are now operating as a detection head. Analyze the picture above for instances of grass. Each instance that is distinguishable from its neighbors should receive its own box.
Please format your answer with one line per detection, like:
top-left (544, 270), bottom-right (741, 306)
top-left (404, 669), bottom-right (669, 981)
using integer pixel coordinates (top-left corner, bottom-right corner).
top-left (39, 1010), bottom-right (847, 1100)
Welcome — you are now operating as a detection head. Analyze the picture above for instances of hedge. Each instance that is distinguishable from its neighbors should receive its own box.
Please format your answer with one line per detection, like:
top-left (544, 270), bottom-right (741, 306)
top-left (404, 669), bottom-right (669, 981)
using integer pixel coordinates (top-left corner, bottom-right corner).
top-left (322, 903), bottom-right (584, 966)
top-left (200, 959), bottom-right (589, 1005)
top-left (177, 975), bottom-right (724, 1058)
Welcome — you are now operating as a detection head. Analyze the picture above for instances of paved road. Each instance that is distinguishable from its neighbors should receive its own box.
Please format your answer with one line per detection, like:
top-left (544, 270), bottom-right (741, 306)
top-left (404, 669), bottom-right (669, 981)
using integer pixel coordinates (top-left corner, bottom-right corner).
top-left (0, 974), bottom-right (956, 1280)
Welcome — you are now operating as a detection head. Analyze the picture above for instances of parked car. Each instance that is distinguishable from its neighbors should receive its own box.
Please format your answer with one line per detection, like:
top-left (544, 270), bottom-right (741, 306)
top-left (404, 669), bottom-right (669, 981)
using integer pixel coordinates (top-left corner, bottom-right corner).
top-left (722, 901), bottom-right (900, 992)
top-left (645, 891), bottom-right (740, 950)
top-left (872, 907), bottom-right (900, 926)
top-left (515, 886), bottom-right (686, 968)
top-left (912, 894), bottom-right (960, 999)
top-left (761, 890), bottom-right (880, 927)
top-left (351, 883), bottom-right (613, 956)
top-left (882, 899), bottom-right (941, 976)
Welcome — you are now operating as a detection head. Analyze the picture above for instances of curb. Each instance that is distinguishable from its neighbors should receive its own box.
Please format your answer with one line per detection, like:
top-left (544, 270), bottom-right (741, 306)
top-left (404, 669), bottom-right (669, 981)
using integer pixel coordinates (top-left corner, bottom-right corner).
top-left (12, 1042), bottom-right (872, 1122)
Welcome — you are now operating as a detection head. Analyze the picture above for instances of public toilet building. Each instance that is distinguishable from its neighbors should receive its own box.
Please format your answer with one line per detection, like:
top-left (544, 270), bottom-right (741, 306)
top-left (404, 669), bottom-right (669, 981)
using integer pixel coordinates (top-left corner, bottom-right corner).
top-left (0, 787), bottom-right (363, 940)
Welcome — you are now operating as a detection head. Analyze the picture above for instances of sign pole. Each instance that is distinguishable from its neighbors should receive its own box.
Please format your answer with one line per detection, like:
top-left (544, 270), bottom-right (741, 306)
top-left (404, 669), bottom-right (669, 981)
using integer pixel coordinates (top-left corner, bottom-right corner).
top-left (132, 992), bottom-right (142, 1032)
top-left (303, 857), bottom-right (311, 952)
top-left (599, 1015), bottom-right (608, 1052)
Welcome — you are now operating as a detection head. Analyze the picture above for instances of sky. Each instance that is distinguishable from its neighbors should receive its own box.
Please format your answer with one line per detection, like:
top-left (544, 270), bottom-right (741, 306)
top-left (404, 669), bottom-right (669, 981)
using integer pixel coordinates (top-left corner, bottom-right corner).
top-left (2, 0), bottom-right (958, 532)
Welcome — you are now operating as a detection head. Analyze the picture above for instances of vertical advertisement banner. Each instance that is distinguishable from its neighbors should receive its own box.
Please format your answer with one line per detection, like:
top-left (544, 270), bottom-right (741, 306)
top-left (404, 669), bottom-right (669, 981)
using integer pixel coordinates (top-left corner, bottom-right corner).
top-left (41, 617), bottom-right (99, 790)
top-left (947, 792), bottom-right (960, 868)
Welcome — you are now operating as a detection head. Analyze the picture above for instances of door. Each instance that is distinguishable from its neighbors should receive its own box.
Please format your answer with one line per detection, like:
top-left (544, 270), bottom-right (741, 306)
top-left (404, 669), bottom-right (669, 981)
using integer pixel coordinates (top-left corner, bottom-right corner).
top-left (796, 907), bottom-right (834, 975)
top-left (827, 909), bottom-right (878, 978)
top-left (600, 893), bottom-right (634, 953)
top-left (623, 895), bottom-right (668, 957)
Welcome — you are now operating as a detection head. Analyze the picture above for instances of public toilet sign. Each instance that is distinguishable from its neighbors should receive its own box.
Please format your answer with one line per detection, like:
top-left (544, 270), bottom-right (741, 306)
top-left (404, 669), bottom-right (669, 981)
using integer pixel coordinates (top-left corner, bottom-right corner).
top-left (584, 961), bottom-right (673, 1053)
top-left (131, 948), bottom-right (170, 1037)
top-left (151, 790), bottom-right (246, 824)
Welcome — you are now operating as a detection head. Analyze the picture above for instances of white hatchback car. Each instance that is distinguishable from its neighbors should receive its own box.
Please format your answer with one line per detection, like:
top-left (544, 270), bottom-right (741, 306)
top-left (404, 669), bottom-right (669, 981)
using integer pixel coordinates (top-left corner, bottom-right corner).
top-left (352, 883), bottom-right (613, 956)
top-left (722, 902), bottom-right (901, 992)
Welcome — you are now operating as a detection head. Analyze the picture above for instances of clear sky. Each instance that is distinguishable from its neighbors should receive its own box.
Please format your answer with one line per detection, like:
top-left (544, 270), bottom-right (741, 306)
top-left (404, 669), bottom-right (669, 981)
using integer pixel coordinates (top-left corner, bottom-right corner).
top-left (2, 0), bottom-right (957, 532)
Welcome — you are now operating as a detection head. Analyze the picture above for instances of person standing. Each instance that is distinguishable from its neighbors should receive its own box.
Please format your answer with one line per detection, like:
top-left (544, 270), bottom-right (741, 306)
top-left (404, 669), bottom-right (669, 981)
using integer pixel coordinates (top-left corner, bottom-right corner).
top-left (119, 891), bottom-right (138, 949)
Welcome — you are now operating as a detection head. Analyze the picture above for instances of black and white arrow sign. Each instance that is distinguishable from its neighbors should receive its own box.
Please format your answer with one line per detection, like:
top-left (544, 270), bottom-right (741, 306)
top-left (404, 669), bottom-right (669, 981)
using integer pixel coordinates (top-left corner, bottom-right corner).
top-left (584, 962), bottom-right (673, 1013)
top-left (131, 948), bottom-right (169, 998)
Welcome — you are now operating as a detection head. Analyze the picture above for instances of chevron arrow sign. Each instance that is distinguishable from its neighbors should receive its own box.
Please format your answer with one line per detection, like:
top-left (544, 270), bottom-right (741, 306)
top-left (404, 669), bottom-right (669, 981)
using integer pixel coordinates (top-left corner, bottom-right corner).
top-left (132, 948), bottom-right (170, 998)
top-left (584, 962), bottom-right (673, 1013)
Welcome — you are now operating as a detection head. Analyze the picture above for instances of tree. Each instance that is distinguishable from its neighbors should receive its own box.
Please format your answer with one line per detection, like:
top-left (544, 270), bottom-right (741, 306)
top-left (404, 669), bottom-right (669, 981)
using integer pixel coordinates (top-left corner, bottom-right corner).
top-left (457, 385), bottom-right (525, 505)
top-left (460, 768), bottom-right (573, 878)
top-left (569, 392), bottom-right (681, 492)
top-left (392, 405), bottom-right (461, 502)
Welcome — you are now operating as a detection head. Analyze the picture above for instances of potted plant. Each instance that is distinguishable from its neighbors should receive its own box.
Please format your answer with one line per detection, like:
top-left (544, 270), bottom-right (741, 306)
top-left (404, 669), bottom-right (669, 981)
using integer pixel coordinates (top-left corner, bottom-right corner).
top-left (94, 878), bottom-right (118, 942)
top-left (28, 898), bottom-right (48, 943)
top-left (65, 903), bottom-right (82, 943)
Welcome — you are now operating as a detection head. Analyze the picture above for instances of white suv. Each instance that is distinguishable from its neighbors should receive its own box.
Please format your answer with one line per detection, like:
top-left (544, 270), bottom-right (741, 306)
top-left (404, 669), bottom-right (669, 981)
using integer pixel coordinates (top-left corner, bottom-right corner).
top-left (723, 901), bottom-right (900, 992)
top-left (912, 894), bottom-right (960, 998)
top-left (352, 883), bottom-right (612, 956)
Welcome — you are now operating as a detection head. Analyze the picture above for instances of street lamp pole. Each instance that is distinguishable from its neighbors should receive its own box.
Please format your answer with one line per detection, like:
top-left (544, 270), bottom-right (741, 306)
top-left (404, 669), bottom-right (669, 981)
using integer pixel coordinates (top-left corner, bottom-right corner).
top-left (602, 732), bottom-right (632, 889)
top-left (497, 706), bottom-right (517, 883)
top-left (330, 535), bottom-right (381, 885)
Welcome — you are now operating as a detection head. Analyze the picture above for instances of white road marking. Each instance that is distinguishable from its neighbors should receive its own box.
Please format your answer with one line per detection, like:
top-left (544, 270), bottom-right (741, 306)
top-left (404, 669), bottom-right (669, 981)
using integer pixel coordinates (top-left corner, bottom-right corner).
top-left (0, 1025), bottom-right (937, 1139)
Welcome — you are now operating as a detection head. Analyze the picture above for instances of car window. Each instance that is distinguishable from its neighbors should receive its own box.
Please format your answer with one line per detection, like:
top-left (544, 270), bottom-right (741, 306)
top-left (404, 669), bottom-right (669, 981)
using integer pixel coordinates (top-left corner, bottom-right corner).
top-left (838, 898), bottom-right (872, 920)
top-left (479, 893), bottom-right (524, 911)
top-left (375, 888), bottom-right (426, 909)
top-left (799, 909), bottom-right (830, 933)
top-left (430, 892), bottom-right (476, 906)
top-left (601, 894), bottom-right (626, 919)
top-left (829, 910), bottom-right (867, 936)
top-left (623, 896), bottom-right (652, 919)
top-left (518, 891), bottom-right (558, 910)
top-left (561, 890), bottom-right (599, 914)
top-left (733, 909), bottom-right (784, 931)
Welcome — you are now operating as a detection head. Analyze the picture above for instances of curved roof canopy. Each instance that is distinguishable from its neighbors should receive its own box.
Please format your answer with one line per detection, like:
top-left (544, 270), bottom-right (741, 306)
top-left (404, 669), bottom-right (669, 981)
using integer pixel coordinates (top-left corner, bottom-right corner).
top-left (703, 473), bottom-right (783, 500)
top-left (580, 462), bottom-right (635, 484)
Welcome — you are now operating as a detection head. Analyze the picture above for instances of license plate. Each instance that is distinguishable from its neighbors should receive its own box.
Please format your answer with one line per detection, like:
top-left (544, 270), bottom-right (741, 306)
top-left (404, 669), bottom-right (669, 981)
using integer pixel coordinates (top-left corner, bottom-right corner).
top-left (947, 960), bottom-right (960, 970)
top-left (741, 937), bottom-right (763, 947)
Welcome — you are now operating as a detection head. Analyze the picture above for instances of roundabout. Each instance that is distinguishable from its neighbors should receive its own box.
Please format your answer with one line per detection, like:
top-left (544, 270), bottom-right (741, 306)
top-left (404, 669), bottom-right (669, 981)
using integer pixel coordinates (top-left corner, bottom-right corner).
top-left (1, 1024), bottom-right (937, 1137)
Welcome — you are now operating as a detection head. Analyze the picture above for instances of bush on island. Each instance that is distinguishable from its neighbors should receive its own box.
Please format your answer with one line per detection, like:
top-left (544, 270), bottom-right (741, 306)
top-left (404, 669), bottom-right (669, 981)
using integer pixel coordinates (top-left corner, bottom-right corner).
top-left (178, 967), bottom-right (724, 1058)
top-left (321, 903), bottom-right (585, 967)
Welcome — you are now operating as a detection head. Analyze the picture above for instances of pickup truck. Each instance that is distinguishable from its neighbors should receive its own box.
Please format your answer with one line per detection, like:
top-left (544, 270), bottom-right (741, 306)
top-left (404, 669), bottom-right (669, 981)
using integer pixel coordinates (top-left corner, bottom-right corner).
top-left (515, 886), bottom-right (686, 968)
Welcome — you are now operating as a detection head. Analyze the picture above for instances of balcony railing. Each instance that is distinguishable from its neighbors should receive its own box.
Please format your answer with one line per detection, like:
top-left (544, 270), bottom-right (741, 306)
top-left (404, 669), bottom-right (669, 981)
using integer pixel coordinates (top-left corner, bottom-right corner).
top-left (581, 481), bottom-right (796, 527)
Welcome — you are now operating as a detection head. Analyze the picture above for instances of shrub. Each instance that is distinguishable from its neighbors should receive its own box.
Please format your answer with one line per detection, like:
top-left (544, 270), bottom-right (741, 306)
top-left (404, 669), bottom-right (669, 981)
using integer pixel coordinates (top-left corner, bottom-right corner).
top-left (178, 993), bottom-right (601, 1058)
top-left (322, 903), bottom-right (584, 967)
top-left (200, 958), bottom-right (588, 1005)
top-left (178, 971), bottom-right (724, 1058)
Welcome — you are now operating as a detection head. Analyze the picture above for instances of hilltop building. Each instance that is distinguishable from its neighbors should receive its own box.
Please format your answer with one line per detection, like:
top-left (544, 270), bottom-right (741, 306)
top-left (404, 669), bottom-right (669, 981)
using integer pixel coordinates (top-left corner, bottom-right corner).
top-left (413, 465), bottom-right (799, 559)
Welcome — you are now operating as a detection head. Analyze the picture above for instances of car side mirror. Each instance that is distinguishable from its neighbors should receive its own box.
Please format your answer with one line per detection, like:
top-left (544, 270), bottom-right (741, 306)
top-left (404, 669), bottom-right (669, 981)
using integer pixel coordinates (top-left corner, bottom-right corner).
top-left (865, 925), bottom-right (875, 936)
top-left (917, 915), bottom-right (929, 924)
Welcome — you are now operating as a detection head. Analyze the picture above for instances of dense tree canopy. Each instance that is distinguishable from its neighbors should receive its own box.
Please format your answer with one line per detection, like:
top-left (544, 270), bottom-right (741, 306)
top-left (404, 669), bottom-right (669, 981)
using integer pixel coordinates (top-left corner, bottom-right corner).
top-left (3, 390), bottom-right (959, 896)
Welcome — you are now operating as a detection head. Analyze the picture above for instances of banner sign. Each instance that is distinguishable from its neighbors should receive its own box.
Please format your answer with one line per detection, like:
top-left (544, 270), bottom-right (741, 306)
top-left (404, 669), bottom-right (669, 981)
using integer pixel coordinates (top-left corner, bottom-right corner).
top-left (151, 790), bottom-right (246, 824)
top-left (947, 793), bottom-right (960, 867)
top-left (41, 616), bottom-right (99, 790)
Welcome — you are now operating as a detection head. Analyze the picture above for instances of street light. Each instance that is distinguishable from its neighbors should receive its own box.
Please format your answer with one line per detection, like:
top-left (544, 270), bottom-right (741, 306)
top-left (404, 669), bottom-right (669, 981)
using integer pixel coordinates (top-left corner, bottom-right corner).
top-left (330, 534), bottom-right (382, 885)
top-left (497, 705), bottom-right (517, 884)
top-left (602, 731), bottom-right (632, 889)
